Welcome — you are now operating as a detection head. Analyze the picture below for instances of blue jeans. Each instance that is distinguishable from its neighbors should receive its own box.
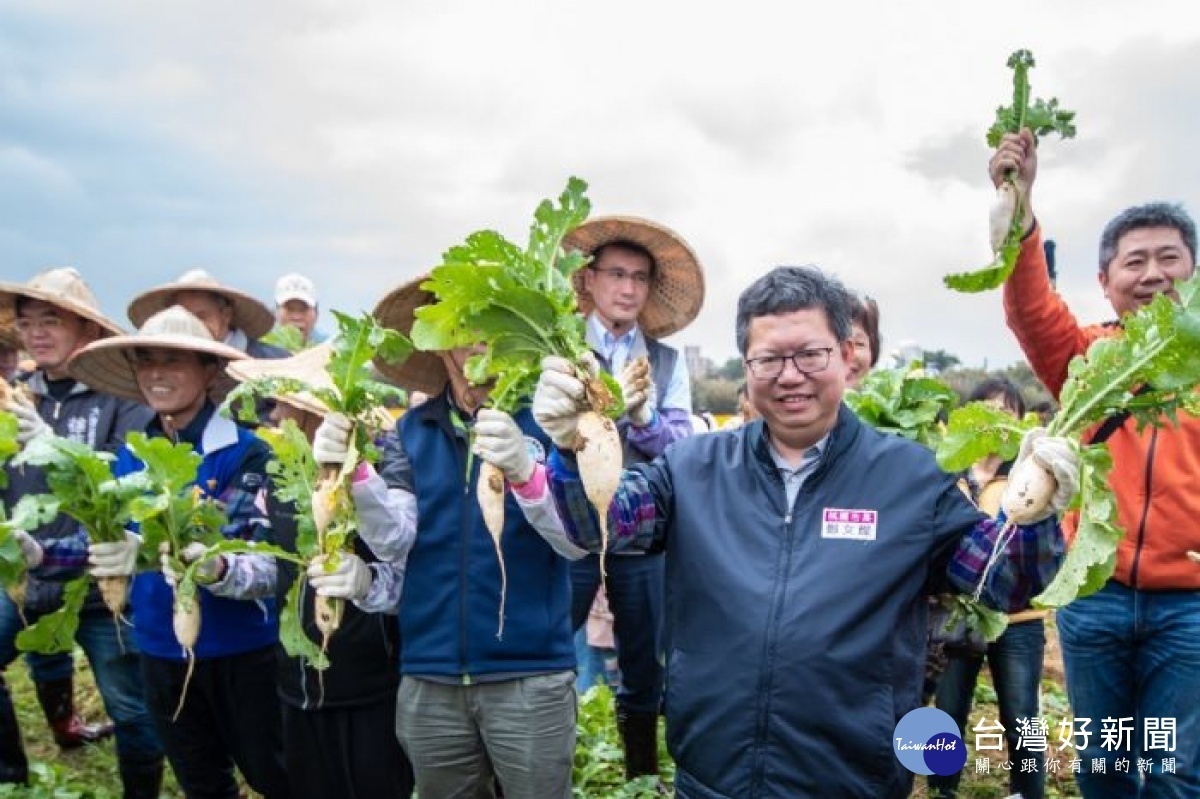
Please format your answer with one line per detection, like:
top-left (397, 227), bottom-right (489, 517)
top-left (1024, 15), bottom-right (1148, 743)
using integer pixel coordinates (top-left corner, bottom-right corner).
top-left (573, 628), bottom-right (619, 694)
top-left (0, 593), bottom-right (74, 682)
top-left (929, 617), bottom-right (1045, 799)
top-left (1057, 580), bottom-right (1200, 799)
top-left (570, 554), bottom-right (664, 714)
top-left (0, 594), bottom-right (163, 768)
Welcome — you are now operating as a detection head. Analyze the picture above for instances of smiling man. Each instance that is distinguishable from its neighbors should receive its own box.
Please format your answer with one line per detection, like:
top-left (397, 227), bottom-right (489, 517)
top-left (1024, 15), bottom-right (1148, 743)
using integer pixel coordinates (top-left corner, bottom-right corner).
top-left (532, 265), bottom-right (1078, 798)
top-left (993, 129), bottom-right (1200, 798)
top-left (0, 268), bottom-right (164, 796)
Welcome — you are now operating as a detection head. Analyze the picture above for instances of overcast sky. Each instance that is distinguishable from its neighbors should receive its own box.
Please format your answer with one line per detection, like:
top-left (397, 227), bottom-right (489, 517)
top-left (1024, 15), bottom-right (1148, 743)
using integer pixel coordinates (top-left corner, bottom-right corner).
top-left (2, 1), bottom-right (1198, 368)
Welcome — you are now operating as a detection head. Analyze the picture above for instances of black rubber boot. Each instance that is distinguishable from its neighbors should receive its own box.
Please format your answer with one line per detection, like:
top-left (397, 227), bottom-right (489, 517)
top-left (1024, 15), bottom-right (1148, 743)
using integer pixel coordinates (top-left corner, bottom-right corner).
top-left (616, 705), bottom-right (661, 781)
top-left (119, 758), bottom-right (165, 799)
top-left (0, 679), bottom-right (29, 785)
top-left (34, 676), bottom-right (116, 749)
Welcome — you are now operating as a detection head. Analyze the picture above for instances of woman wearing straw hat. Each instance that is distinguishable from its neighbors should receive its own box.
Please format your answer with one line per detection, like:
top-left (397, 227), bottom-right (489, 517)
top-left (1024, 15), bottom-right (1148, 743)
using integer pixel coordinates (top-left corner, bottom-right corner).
top-left (305, 276), bottom-right (584, 799)
top-left (58, 305), bottom-right (291, 799)
top-left (564, 215), bottom-right (704, 782)
top-left (0, 267), bottom-right (165, 796)
top-left (225, 346), bottom-right (415, 799)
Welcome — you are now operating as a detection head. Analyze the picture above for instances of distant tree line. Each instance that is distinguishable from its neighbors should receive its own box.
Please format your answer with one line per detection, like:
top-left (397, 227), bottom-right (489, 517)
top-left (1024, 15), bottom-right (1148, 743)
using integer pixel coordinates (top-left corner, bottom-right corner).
top-left (689, 354), bottom-right (1054, 417)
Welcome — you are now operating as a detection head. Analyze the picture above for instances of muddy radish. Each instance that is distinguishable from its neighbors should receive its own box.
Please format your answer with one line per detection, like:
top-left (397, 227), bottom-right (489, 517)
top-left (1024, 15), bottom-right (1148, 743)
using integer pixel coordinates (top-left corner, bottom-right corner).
top-left (1000, 456), bottom-right (1058, 525)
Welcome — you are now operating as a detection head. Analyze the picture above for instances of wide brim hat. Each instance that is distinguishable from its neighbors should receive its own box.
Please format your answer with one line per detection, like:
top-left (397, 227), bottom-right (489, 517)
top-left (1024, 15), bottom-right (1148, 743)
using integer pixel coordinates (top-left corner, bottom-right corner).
top-left (128, 269), bottom-right (275, 340)
top-left (371, 275), bottom-right (449, 395)
top-left (0, 267), bottom-right (125, 337)
top-left (226, 342), bottom-right (335, 417)
top-left (566, 216), bottom-right (705, 339)
top-left (70, 305), bottom-right (247, 403)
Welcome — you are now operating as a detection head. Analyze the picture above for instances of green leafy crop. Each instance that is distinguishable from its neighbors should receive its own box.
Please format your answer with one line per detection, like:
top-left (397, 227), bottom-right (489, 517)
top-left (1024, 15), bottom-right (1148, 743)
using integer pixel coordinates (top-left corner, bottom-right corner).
top-left (936, 403), bottom-right (1039, 473)
top-left (944, 49), bottom-right (1076, 293)
top-left (411, 177), bottom-right (622, 416)
top-left (843, 363), bottom-right (958, 450)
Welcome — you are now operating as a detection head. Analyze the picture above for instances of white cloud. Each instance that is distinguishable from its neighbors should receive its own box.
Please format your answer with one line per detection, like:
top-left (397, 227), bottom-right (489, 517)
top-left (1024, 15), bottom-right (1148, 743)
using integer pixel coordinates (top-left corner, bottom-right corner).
top-left (2, 0), bottom-right (1198, 373)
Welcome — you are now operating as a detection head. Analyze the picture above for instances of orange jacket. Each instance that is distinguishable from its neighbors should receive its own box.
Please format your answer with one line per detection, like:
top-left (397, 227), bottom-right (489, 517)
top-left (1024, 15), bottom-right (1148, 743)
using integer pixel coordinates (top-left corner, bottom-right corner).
top-left (1003, 226), bottom-right (1200, 590)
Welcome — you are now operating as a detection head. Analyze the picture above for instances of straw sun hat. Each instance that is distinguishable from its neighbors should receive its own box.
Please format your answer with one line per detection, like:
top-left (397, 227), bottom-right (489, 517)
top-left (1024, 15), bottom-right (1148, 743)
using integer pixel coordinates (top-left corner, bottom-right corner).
top-left (226, 342), bottom-right (397, 431)
top-left (0, 267), bottom-right (125, 338)
top-left (565, 216), bottom-right (705, 339)
top-left (69, 306), bottom-right (246, 404)
top-left (225, 342), bottom-right (335, 417)
top-left (128, 269), bottom-right (276, 341)
top-left (371, 276), bottom-right (449, 395)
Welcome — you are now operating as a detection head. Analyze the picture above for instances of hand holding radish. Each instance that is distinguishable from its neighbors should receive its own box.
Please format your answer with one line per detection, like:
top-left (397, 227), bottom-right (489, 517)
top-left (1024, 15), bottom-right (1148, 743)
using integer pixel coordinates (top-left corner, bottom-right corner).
top-left (312, 412), bottom-right (353, 466)
top-left (87, 530), bottom-right (141, 578)
top-left (307, 553), bottom-right (372, 601)
top-left (1000, 429), bottom-right (1080, 524)
top-left (473, 409), bottom-right (534, 485)
top-left (8, 391), bottom-right (51, 446)
top-left (619, 358), bottom-right (655, 427)
top-left (13, 531), bottom-right (43, 568)
top-left (988, 130), bottom-right (1038, 241)
top-left (533, 356), bottom-right (586, 449)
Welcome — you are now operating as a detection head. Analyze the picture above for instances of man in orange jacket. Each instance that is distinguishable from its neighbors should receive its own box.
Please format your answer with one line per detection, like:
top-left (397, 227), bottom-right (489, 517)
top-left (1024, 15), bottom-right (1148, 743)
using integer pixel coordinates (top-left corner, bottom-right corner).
top-left (992, 129), bottom-right (1200, 798)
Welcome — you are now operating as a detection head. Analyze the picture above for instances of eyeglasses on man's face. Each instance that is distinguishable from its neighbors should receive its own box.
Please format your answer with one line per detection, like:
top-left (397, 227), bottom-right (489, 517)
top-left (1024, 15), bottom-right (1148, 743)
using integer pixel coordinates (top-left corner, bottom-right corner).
top-left (15, 315), bottom-right (67, 334)
top-left (744, 348), bottom-right (834, 379)
top-left (589, 266), bottom-right (652, 286)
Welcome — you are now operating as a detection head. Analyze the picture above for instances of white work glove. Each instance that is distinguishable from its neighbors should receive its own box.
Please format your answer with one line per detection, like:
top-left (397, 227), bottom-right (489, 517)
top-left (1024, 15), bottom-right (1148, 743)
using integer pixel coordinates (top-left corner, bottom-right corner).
top-left (10, 393), bottom-right (51, 445)
top-left (474, 409), bottom-right (534, 484)
top-left (88, 530), bottom-right (141, 578)
top-left (161, 541), bottom-right (225, 588)
top-left (533, 356), bottom-right (586, 449)
top-left (307, 553), bottom-right (372, 600)
top-left (312, 412), bottom-right (352, 466)
top-left (619, 360), bottom-right (656, 428)
top-left (13, 531), bottom-right (43, 569)
top-left (1014, 428), bottom-right (1080, 521)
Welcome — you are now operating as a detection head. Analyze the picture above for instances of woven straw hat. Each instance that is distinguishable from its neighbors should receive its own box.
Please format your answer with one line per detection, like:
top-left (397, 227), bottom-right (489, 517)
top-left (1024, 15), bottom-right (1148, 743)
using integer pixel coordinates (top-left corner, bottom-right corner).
top-left (69, 306), bottom-right (247, 403)
top-left (0, 268), bottom-right (124, 337)
top-left (128, 269), bottom-right (275, 341)
top-left (226, 342), bottom-right (335, 417)
top-left (371, 276), bottom-right (449, 395)
top-left (566, 216), bottom-right (704, 339)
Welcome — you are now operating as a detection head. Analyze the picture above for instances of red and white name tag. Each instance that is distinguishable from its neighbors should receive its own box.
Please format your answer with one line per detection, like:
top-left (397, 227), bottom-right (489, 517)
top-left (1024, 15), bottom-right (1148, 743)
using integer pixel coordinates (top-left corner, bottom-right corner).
top-left (821, 508), bottom-right (878, 541)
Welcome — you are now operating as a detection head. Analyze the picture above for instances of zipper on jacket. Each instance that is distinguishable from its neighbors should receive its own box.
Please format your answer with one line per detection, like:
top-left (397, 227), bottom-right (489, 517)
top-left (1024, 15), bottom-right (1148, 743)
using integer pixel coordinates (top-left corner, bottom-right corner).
top-left (1128, 428), bottom-right (1158, 589)
top-left (749, 477), bottom-right (804, 792)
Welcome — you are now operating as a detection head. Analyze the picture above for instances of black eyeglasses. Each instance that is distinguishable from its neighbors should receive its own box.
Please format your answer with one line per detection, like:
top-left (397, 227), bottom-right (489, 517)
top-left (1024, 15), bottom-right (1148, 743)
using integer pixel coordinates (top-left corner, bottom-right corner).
top-left (745, 348), bottom-right (834, 379)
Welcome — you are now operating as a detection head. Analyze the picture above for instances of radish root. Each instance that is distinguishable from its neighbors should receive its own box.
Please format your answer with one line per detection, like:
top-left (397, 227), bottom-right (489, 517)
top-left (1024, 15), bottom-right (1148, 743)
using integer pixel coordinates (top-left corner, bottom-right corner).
top-left (477, 461), bottom-right (508, 638)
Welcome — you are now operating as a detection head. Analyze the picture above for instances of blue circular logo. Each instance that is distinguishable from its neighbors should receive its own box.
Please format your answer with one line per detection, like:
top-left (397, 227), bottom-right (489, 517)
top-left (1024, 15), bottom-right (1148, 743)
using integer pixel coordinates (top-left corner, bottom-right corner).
top-left (892, 707), bottom-right (967, 776)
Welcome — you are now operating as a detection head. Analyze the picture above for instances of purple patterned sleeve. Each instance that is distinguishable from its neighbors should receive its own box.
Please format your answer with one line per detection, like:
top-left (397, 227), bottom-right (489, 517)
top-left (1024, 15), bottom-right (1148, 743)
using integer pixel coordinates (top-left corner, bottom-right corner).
top-left (626, 407), bottom-right (694, 459)
top-left (947, 515), bottom-right (1065, 612)
top-left (29, 526), bottom-right (91, 580)
top-left (546, 450), bottom-right (665, 553)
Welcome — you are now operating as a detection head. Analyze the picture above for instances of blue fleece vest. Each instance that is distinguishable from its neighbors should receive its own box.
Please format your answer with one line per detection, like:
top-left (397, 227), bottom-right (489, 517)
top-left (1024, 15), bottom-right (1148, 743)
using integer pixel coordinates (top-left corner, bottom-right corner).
top-left (117, 420), bottom-right (278, 661)
top-left (397, 398), bottom-right (575, 678)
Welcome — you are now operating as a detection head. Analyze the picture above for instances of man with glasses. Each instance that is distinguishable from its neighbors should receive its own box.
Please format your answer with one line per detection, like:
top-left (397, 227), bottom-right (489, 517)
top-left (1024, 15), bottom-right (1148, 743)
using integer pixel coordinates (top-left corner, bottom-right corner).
top-left (533, 265), bottom-right (1078, 798)
top-left (564, 216), bottom-right (704, 782)
top-left (0, 268), bottom-right (165, 796)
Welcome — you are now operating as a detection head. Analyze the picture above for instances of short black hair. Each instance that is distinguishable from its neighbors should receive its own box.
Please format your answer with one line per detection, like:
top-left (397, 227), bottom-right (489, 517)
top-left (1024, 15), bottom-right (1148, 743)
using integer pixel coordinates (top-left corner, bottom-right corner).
top-left (967, 376), bottom-right (1026, 418)
top-left (1099, 202), bottom-right (1197, 273)
top-left (735, 266), bottom-right (852, 355)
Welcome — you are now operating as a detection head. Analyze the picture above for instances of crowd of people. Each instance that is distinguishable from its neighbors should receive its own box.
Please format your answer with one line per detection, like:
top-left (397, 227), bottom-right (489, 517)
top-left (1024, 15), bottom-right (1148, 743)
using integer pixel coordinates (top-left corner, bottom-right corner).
top-left (0, 126), bottom-right (1195, 799)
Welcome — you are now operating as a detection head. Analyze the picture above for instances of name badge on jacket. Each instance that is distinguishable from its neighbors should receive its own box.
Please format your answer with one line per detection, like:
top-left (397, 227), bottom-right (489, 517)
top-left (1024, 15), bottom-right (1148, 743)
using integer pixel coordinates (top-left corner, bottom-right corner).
top-left (821, 508), bottom-right (877, 541)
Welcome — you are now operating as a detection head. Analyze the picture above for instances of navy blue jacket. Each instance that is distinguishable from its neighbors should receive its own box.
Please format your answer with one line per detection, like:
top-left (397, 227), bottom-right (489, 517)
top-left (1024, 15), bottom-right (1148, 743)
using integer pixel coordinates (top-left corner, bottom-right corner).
top-left (377, 393), bottom-right (574, 678)
top-left (550, 407), bottom-right (1063, 798)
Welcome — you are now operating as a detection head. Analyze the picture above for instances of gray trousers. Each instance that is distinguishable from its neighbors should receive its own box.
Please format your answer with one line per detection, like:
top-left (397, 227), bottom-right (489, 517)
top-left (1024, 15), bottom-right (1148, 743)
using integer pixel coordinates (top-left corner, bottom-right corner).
top-left (395, 672), bottom-right (576, 799)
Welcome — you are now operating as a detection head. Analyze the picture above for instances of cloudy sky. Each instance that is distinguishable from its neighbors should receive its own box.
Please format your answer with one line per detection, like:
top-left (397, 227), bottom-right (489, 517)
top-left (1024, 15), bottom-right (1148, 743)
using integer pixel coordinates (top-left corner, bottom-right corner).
top-left (2, 1), bottom-right (1198, 368)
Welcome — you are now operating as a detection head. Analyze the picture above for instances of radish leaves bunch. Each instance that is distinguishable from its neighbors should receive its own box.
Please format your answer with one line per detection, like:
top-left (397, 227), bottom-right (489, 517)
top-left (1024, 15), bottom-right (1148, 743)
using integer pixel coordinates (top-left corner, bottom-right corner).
top-left (944, 50), bottom-right (1076, 293)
